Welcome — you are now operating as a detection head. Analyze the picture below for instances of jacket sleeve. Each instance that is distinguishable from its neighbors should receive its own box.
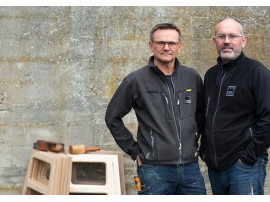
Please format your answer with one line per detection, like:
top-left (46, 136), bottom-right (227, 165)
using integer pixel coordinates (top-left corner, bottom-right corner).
top-left (240, 65), bottom-right (270, 166)
top-left (195, 73), bottom-right (205, 136)
top-left (198, 73), bottom-right (206, 160)
top-left (105, 78), bottom-right (139, 160)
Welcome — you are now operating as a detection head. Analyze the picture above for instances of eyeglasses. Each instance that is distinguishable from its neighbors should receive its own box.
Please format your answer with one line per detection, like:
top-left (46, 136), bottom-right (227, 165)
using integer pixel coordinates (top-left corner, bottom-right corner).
top-left (215, 33), bottom-right (244, 41)
top-left (152, 41), bottom-right (180, 48)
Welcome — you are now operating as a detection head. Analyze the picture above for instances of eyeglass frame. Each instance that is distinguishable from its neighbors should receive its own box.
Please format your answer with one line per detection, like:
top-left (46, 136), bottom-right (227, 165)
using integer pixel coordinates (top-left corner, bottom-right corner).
top-left (215, 33), bottom-right (244, 41)
top-left (151, 40), bottom-right (181, 48)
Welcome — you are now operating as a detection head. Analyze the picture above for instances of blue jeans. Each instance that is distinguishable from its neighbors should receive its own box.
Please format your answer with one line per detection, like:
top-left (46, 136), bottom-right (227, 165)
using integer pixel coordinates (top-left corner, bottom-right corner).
top-left (137, 162), bottom-right (206, 195)
top-left (208, 157), bottom-right (267, 195)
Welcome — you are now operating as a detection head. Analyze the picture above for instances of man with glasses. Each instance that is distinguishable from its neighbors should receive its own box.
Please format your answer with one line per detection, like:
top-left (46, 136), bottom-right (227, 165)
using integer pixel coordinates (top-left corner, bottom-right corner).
top-left (105, 23), bottom-right (206, 195)
top-left (200, 18), bottom-right (270, 195)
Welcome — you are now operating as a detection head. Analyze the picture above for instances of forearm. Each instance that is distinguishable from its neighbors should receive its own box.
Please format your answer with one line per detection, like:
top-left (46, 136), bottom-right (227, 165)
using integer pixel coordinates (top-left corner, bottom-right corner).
top-left (105, 78), bottom-right (139, 160)
top-left (108, 121), bottom-right (139, 160)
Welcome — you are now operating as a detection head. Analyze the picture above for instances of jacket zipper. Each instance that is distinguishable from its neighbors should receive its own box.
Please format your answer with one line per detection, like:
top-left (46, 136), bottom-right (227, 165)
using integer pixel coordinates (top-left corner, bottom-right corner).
top-left (166, 76), bottom-right (182, 164)
top-left (171, 77), bottom-right (182, 165)
top-left (212, 67), bottom-right (226, 169)
top-left (176, 96), bottom-right (182, 161)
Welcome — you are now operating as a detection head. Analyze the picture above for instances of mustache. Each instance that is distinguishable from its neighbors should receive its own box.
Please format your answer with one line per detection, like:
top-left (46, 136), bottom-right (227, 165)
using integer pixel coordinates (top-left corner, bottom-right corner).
top-left (161, 50), bottom-right (172, 53)
top-left (161, 51), bottom-right (172, 55)
top-left (221, 45), bottom-right (233, 49)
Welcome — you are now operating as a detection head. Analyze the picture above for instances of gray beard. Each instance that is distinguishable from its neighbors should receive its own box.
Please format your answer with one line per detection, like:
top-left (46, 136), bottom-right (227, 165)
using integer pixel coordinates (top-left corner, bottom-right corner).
top-left (219, 51), bottom-right (241, 63)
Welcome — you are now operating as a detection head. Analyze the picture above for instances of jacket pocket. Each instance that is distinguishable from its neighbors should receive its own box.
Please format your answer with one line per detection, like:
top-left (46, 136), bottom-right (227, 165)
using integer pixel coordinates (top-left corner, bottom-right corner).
top-left (249, 127), bottom-right (253, 137)
top-left (163, 93), bottom-right (173, 120)
top-left (205, 96), bottom-right (210, 117)
top-left (145, 128), bottom-right (155, 160)
top-left (244, 127), bottom-right (253, 144)
top-left (137, 165), bottom-right (151, 195)
top-left (138, 90), bottom-right (173, 121)
top-left (178, 89), bottom-right (197, 119)
top-left (180, 117), bottom-right (198, 162)
top-left (142, 128), bottom-right (156, 160)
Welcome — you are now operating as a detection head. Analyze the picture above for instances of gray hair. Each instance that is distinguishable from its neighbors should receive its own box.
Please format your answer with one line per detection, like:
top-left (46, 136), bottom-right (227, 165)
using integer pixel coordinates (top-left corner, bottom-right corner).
top-left (150, 23), bottom-right (182, 42)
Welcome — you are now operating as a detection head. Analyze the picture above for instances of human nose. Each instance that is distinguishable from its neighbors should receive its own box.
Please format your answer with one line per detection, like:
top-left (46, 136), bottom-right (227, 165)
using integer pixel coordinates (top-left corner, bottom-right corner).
top-left (163, 42), bottom-right (170, 49)
top-left (224, 35), bottom-right (231, 43)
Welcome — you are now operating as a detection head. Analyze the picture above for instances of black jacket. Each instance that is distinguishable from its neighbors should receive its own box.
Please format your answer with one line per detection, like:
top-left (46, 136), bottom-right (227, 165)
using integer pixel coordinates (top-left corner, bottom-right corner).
top-left (200, 52), bottom-right (270, 171)
top-left (105, 56), bottom-right (204, 165)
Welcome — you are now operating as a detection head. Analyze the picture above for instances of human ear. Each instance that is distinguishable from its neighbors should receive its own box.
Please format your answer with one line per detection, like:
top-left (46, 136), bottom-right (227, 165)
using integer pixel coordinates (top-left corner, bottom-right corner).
top-left (149, 41), bottom-right (153, 52)
top-left (241, 36), bottom-right (247, 48)
top-left (177, 42), bottom-right (183, 54)
top-left (212, 37), bottom-right (217, 48)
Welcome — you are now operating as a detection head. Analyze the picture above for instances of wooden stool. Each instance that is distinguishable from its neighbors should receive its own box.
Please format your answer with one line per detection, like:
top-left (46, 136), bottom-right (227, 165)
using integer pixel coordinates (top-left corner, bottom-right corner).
top-left (22, 149), bottom-right (72, 195)
top-left (68, 150), bottom-right (126, 195)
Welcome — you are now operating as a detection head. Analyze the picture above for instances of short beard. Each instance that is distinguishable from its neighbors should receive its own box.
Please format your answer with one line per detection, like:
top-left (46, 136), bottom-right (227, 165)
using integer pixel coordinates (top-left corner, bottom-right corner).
top-left (219, 50), bottom-right (241, 63)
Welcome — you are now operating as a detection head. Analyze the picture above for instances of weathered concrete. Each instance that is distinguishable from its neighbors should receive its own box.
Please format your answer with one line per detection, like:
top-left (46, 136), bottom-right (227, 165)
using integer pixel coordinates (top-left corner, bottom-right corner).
top-left (0, 6), bottom-right (270, 195)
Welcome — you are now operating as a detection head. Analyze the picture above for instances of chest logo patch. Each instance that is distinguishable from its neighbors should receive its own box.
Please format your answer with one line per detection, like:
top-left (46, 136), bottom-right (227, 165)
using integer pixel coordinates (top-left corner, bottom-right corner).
top-left (226, 86), bottom-right (236, 96)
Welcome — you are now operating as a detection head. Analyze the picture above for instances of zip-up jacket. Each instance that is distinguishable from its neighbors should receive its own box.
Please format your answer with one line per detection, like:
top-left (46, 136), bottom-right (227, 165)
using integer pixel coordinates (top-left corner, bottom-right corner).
top-left (105, 56), bottom-right (204, 165)
top-left (200, 52), bottom-right (270, 171)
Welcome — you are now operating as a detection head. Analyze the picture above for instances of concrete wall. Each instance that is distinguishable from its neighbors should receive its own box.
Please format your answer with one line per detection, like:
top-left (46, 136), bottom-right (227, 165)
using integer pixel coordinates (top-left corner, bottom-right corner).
top-left (0, 6), bottom-right (270, 195)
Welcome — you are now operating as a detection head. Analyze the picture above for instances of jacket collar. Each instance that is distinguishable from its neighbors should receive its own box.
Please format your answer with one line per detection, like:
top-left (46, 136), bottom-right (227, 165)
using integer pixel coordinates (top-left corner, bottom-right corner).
top-left (149, 55), bottom-right (181, 75)
top-left (217, 51), bottom-right (246, 71)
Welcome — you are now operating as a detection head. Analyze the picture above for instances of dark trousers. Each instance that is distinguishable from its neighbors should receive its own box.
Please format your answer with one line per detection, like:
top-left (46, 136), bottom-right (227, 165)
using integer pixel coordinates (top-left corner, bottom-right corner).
top-left (137, 162), bottom-right (206, 195)
top-left (208, 157), bottom-right (267, 195)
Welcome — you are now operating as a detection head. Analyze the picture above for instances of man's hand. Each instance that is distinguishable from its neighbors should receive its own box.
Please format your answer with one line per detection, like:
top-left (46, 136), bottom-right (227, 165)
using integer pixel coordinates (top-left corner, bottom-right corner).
top-left (136, 155), bottom-right (142, 166)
